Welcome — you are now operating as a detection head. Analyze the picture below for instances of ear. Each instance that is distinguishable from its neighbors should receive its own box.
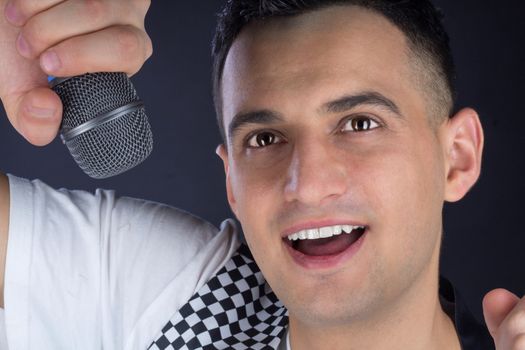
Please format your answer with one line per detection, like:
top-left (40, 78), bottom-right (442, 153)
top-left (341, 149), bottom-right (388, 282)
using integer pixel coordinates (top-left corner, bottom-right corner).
top-left (443, 108), bottom-right (484, 202)
top-left (216, 144), bottom-right (238, 215)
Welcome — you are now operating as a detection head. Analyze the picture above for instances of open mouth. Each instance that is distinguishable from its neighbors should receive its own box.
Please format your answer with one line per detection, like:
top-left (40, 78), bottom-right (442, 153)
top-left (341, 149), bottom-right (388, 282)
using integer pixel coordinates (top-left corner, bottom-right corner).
top-left (283, 225), bottom-right (366, 257)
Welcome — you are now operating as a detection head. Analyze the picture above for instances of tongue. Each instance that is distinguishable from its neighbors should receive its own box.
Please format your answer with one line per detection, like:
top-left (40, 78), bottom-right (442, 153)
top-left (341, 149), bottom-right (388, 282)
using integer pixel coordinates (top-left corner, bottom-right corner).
top-left (296, 232), bottom-right (360, 256)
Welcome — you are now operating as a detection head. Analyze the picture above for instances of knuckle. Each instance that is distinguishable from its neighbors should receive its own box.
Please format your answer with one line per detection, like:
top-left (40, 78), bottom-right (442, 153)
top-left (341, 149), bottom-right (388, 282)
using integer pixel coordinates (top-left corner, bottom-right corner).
top-left (82, 0), bottom-right (108, 24)
top-left (12, 0), bottom-right (37, 18)
top-left (131, 0), bottom-right (151, 15)
top-left (21, 19), bottom-right (44, 52)
top-left (144, 34), bottom-right (153, 60)
top-left (512, 333), bottom-right (525, 350)
top-left (115, 27), bottom-right (141, 59)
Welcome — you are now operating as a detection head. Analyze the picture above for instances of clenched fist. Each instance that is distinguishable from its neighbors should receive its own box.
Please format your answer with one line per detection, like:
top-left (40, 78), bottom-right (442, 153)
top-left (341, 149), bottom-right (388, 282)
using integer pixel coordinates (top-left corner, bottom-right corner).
top-left (0, 0), bottom-right (153, 145)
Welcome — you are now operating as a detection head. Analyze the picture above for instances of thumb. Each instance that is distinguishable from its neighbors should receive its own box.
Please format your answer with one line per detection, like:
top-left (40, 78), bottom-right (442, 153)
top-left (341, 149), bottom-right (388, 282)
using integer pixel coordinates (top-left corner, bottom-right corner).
top-left (6, 86), bottom-right (63, 146)
top-left (483, 288), bottom-right (520, 338)
top-left (0, 8), bottom-right (62, 146)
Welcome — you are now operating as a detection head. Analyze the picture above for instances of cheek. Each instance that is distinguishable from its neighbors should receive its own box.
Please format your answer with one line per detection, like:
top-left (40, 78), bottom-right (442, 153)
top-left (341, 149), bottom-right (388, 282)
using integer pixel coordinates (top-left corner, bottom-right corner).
top-left (228, 162), bottom-right (288, 278)
top-left (228, 159), bottom-right (285, 239)
top-left (362, 127), bottom-right (444, 212)
top-left (229, 149), bottom-right (291, 207)
top-left (362, 133), bottom-right (445, 270)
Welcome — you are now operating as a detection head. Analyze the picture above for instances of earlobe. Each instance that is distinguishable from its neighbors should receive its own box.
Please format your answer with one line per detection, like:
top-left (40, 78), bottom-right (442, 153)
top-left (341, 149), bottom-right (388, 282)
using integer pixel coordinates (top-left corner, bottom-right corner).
top-left (215, 144), bottom-right (238, 214)
top-left (443, 108), bottom-right (484, 202)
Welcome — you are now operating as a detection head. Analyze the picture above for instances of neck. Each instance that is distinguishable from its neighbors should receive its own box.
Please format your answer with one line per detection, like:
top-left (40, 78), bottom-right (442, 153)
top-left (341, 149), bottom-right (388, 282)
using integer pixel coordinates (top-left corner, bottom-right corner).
top-left (288, 261), bottom-right (460, 350)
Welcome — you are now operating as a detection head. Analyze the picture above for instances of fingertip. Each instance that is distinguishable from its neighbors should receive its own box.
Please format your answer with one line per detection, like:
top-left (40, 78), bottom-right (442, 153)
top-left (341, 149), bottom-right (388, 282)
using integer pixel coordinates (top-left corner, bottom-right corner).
top-left (18, 88), bottom-right (63, 146)
top-left (40, 50), bottom-right (62, 75)
top-left (483, 288), bottom-right (519, 308)
top-left (483, 288), bottom-right (519, 318)
top-left (482, 288), bottom-right (520, 337)
top-left (4, 1), bottom-right (26, 26)
top-left (16, 32), bottom-right (34, 58)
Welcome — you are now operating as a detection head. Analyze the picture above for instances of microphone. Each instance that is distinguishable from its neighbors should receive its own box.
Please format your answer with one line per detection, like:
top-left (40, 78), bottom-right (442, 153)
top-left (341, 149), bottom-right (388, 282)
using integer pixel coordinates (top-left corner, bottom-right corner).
top-left (49, 72), bottom-right (153, 179)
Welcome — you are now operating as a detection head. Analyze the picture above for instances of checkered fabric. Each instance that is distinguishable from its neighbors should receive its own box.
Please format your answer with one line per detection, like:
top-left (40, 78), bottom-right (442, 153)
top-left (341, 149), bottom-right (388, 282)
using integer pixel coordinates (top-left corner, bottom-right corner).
top-left (148, 244), bottom-right (289, 350)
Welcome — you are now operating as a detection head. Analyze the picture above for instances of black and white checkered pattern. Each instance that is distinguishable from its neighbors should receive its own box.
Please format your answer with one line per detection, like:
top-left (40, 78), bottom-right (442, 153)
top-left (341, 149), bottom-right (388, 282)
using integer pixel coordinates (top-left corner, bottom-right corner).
top-left (148, 244), bottom-right (289, 350)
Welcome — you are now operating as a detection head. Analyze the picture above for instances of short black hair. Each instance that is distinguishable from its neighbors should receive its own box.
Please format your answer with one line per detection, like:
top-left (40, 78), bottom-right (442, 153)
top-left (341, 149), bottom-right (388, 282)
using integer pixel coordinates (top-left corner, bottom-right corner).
top-left (212, 0), bottom-right (456, 142)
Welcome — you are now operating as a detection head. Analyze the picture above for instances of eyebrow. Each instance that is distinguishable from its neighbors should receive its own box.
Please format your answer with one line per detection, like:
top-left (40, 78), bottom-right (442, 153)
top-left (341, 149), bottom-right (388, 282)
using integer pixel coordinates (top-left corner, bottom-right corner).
top-left (228, 110), bottom-right (284, 140)
top-left (321, 92), bottom-right (402, 116)
top-left (227, 91), bottom-right (402, 140)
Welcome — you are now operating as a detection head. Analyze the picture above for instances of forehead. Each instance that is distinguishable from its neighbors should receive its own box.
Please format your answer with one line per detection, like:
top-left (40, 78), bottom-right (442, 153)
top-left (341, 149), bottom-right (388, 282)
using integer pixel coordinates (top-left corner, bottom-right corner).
top-left (221, 5), bottom-right (424, 125)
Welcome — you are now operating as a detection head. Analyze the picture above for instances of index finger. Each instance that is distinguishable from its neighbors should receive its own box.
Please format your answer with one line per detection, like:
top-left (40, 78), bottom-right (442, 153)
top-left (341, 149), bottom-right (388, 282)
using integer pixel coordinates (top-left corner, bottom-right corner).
top-left (4, 86), bottom-right (63, 146)
top-left (5, 0), bottom-right (65, 26)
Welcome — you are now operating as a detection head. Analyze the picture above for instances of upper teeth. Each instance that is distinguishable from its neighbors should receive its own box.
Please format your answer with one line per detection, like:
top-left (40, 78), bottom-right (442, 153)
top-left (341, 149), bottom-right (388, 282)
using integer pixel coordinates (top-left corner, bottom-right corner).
top-left (287, 225), bottom-right (364, 241)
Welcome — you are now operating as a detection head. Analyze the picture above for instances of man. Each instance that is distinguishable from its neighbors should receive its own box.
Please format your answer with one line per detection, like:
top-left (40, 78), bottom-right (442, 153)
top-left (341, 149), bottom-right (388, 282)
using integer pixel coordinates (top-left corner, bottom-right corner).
top-left (0, 0), bottom-right (523, 349)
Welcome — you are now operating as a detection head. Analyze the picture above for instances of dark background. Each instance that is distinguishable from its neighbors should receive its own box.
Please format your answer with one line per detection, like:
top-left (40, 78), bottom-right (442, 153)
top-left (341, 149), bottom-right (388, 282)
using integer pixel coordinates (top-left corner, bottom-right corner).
top-left (0, 1), bottom-right (524, 323)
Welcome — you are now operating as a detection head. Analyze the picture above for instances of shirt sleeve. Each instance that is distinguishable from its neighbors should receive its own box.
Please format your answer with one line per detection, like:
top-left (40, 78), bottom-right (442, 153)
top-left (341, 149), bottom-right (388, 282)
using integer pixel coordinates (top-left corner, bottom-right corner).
top-left (3, 175), bottom-right (240, 350)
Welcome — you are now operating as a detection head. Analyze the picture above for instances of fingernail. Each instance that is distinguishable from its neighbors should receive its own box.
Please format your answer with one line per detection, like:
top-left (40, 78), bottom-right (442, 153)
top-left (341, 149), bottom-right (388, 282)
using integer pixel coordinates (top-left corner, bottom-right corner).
top-left (41, 51), bottom-right (62, 73)
top-left (17, 34), bottom-right (31, 57)
top-left (5, 2), bottom-right (24, 25)
top-left (27, 105), bottom-right (56, 119)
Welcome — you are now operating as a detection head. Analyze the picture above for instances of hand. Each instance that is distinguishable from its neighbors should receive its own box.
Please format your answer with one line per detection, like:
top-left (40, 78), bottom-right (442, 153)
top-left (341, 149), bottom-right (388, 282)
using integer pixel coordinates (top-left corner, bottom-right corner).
top-left (0, 0), bottom-right (153, 145)
top-left (483, 288), bottom-right (525, 349)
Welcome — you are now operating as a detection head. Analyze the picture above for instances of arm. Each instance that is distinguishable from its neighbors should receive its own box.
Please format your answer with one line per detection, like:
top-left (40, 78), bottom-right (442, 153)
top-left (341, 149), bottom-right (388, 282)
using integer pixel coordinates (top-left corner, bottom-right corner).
top-left (0, 175), bottom-right (238, 348)
top-left (0, 0), bottom-right (152, 316)
top-left (0, 172), bottom-right (9, 308)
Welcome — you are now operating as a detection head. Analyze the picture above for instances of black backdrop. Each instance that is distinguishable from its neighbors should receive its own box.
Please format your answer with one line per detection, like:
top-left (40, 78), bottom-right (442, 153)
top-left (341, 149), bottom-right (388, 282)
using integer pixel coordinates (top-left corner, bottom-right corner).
top-left (0, 1), bottom-right (524, 323)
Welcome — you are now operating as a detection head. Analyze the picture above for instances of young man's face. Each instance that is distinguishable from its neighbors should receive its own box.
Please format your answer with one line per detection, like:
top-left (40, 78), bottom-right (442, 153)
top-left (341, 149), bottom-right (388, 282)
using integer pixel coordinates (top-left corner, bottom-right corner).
top-left (218, 6), bottom-right (455, 326)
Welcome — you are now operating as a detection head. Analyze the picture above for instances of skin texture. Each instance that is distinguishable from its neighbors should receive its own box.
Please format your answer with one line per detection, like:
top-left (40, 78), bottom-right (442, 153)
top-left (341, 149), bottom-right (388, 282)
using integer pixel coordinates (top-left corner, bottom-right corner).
top-left (217, 6), bottom-right (483, 349)
top-left (0, 0), bottom-right (152, 145)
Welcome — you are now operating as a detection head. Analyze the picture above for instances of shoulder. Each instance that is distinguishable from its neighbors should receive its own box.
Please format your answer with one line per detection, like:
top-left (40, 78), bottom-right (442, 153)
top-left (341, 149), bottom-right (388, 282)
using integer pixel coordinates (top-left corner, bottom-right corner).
top-left (6, 173), bottom-right (234, 249)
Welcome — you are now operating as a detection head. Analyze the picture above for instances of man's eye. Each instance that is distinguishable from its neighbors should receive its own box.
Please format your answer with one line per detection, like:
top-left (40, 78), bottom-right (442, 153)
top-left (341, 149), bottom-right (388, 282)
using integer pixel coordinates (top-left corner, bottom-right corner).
top-left (341, 116), bottom-right (380, 132)
top-left (247, 131), bottom-right (282, 148)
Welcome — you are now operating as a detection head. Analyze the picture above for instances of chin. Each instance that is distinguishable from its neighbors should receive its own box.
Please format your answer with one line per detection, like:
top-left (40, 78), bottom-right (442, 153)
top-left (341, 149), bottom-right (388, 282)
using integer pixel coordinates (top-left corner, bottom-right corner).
top-left (288, 290), bottom-right (385, 327)
top-left (279, 269), bottom-right (388, 327)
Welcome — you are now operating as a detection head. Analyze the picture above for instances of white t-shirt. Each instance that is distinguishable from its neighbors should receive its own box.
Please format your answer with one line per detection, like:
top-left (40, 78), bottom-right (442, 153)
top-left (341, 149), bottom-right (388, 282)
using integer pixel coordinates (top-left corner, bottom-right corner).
top-left (1, 174), bottom-right (272, 350)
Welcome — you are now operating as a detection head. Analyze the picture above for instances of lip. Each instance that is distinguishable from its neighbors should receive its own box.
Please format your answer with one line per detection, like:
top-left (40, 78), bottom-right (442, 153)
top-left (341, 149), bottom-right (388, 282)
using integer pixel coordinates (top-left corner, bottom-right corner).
top-left (281, 219), bottom-right (367, 238)
top-left (283, 228), bottom-right (367, 270)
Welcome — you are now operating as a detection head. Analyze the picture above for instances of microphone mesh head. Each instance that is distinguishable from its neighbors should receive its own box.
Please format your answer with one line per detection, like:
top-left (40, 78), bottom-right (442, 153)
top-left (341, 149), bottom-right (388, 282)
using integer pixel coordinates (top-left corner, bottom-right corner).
top-left (52, 72), bottom-right (153, 179)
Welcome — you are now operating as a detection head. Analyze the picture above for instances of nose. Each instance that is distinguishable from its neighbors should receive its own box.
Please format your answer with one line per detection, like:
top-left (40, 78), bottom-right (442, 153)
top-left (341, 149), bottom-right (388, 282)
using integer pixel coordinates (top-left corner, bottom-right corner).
top-left (283, 138), bottom-right (348, 205)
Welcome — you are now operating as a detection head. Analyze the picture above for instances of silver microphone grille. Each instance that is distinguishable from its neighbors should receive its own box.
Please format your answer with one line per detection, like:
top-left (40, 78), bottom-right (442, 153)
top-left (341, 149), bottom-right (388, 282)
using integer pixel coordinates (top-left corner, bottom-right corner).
top-left (52, 72), bottom-right (153, 179)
